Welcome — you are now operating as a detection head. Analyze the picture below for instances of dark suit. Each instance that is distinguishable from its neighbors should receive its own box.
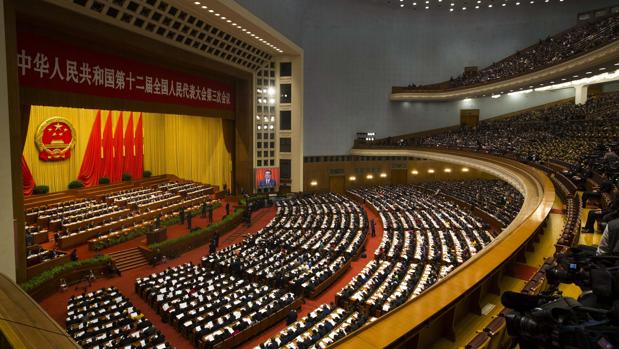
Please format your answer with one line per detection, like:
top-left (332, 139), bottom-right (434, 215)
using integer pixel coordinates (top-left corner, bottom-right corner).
top-left (258, 179), bottom-right (276, 188)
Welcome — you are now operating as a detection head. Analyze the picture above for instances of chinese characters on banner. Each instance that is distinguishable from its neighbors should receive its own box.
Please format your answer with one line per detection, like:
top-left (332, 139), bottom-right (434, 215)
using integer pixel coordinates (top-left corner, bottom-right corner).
top-left (17, 31), bottom-right (234, 111)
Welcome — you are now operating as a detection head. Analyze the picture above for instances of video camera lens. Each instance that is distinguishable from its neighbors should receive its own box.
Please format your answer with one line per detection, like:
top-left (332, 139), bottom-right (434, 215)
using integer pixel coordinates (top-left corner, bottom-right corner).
top-left (546, 267), bottom-right (575, 285)
top-left (505, 312), bottom-right (540, 338)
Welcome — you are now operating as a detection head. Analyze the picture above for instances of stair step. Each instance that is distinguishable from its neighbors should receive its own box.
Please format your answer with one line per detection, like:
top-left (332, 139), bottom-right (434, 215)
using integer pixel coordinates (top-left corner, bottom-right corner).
top-left (107, 247), bottom-right (149, 272)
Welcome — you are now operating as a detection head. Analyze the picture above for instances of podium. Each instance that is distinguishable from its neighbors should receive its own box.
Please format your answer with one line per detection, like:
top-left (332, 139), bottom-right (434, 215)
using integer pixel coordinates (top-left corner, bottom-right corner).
top-left (147, 227), bottom-right (168, 244)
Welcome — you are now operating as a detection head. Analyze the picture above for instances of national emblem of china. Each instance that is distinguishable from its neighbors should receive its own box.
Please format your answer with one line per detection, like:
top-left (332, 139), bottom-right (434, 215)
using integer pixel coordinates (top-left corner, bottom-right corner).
top-left (35, 117), bottom-right (76, 161)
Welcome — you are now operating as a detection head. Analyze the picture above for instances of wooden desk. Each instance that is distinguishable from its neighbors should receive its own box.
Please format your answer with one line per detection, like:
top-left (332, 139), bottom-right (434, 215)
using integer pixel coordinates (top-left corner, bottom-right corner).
top-left (147, 227), bottom-right (168, 244)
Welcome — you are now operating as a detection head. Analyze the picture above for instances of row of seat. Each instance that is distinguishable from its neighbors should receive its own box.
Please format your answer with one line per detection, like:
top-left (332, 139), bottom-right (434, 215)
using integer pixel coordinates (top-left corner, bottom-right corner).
top-left (135, 262), bottom-right (298, 349)
top-left (65, 287), bottom-right (172, 349)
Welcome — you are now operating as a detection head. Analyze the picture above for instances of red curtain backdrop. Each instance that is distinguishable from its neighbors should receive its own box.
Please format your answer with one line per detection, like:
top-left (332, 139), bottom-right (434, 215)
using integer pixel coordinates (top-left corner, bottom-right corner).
top-left (77, 110), bottom-right (102, 187)
top-left (101, 111), bottom-right (114, 180)
top-left (112, 112), bottom-right (124, 182)
top-left (123, 112), bottom-right (135, 178)
top-left (22, 155), bottom-right (35, 196)
top-left (134, 112), bottom-right (144, 179)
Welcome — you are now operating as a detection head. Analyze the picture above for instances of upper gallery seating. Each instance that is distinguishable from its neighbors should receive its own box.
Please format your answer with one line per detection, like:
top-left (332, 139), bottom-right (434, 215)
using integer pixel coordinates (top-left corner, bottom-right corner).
top-left (368, 93), bottom-right (619, 253)
top-left (202, 193), bottom-right (367, 296)
top-left (412, 92), bottom-right (619, 184)
top-left (405, 13), bottom-right (619, 90)
top-left (418, 179), bottom-right (524, 227)
top-left (65, 287), bottom-right (172, 349)
top-left (135, 262), bottom-right (299, 349)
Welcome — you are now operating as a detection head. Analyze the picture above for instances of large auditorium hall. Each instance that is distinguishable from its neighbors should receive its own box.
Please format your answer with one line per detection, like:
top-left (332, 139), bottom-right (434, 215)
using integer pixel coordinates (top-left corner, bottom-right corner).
top-left (1, 0), bottom-right (619, 348)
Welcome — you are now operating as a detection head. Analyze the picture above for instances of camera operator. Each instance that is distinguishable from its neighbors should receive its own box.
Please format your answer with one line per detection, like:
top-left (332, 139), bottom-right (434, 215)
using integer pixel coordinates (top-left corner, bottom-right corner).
top-left (596, 217), bottom-right (619, 256)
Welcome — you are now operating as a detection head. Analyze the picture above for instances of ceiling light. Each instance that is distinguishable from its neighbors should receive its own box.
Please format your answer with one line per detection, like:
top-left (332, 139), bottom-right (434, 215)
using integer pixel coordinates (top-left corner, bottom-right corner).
top-left (427, 169), bottom-right (435, 174)
top-left (461, 167), bottom-right (469, 172)
top-left (366, 174), bottom-right (374, 180)
top-left (444, 168), bottom-right (452, 173)
top-left (380, 173), bottom-right (387, 178)
top-left (349, 176), bottom-right (356, 181)
top-left (310, 180), bottom-right (318, 186)
top-left (411, 170), bottom-right (419, 175)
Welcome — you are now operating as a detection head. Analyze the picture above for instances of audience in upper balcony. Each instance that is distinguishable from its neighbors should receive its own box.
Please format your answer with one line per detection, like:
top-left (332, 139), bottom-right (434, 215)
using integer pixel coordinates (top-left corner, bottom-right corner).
top-left (408, 13), bottom-right (619, 89)
top-left (402, 93), bottom-right (619, 188)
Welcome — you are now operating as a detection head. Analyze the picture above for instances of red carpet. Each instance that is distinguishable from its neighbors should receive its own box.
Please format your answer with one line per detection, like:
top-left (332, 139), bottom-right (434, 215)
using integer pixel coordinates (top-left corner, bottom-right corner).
top-left (507, 263), bottom-right (539, 281)
top-left (38, 203), bottom-right (383, 349)
top-left (550, 208), bottom-right (565, 215)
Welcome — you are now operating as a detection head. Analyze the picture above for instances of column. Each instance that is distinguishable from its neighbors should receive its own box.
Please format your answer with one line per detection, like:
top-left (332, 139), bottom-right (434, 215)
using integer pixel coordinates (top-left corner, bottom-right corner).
top-left (574, 85), bottom-right (588, 105)
top-left (0, 0), bottom-right (24, 282)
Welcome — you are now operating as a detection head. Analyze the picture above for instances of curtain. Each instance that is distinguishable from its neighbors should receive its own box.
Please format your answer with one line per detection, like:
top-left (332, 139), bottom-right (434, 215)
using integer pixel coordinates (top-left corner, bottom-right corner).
top-left (101, 111), bottom-right (114, 181)
top-left (22, 156), bottom-right (35, 196)
top-left (112, 112), bottom-right (124, 182)
top-left (24, 106), bottom-right (231, 192)
top-left (134, 112), bottom-right (144, 179)
top-left (123, 112), bottom-right (135, 178)
top-left (77, 111), bottom-right (102, 187)
top-left (162, 114), bottom-right (231, 187)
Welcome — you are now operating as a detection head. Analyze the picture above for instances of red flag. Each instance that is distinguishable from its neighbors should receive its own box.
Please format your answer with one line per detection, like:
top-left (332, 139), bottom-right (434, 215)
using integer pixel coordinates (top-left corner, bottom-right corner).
top-left (123, 112), bottom-right (135, 177)
top-left (22, 155), bottom-right (35, 196)
top-left (112, 112), bottom-right (124, 182)
top-left (134, 112), bottom-right (144, 179)
top-left (101, 111), bottom-right (114, 180)
top-left (77, 111), bottom-right (102, 187)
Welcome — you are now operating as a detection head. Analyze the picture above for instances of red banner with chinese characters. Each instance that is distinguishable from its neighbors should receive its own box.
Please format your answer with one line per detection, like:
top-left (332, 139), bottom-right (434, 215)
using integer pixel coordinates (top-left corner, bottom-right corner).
top-left (16, 31), bottom-right (234, 111)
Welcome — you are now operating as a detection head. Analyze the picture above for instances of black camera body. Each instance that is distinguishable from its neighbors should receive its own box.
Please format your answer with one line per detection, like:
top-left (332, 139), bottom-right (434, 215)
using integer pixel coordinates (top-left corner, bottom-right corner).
top-left (502, 246), bottom-right (619, 348)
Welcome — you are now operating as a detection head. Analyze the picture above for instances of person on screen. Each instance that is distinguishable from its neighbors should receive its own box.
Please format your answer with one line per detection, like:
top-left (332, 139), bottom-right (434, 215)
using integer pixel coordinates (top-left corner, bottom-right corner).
top-left (258, 170), bottom-right (276, 188)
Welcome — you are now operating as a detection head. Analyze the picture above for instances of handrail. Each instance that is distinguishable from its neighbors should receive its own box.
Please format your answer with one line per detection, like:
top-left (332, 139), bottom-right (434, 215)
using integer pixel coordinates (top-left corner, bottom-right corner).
top-left (331, 148), bottom-right (555, 349)
top-left (0, 273), bottom-right (80, 348)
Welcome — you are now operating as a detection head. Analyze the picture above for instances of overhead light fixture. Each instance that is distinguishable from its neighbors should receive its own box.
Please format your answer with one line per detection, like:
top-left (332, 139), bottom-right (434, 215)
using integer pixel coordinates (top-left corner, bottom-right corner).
top-left (349, 176), bottom-right (356, 181)
top-left (491, 94), bottom-right (502, 99)
top-left (462, 167), bottom-right (470, 172)
top-left (366, 174), bottom-right (374, 180)
top-left (310, 180), bottom-right (318, 186)
top-left (444, 168), bottom-right (452, 173)
top-left (411, 170), bottom-right (419, 175)
top-left (380, 173), bottom-right (387, 178)
top-left (427, 169), bottom-right (435, 174)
